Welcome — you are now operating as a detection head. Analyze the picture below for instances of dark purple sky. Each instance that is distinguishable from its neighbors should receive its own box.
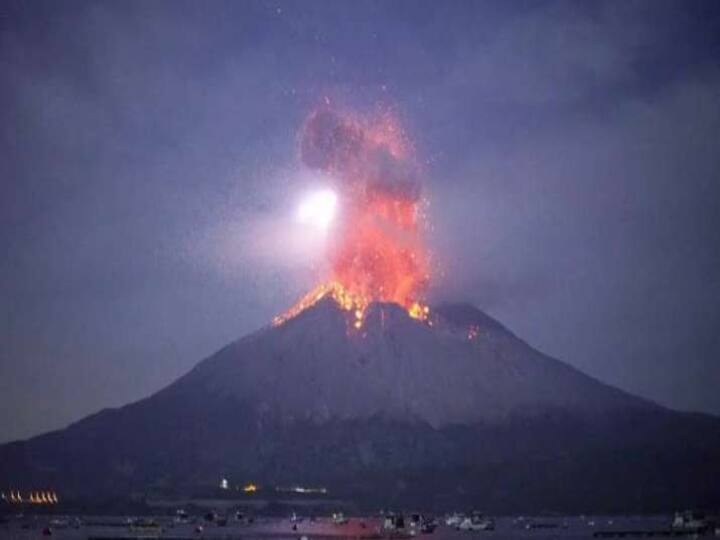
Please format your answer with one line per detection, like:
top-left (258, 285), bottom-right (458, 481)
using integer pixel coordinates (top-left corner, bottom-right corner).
top-left (2, 0), bottom-right (719, 443)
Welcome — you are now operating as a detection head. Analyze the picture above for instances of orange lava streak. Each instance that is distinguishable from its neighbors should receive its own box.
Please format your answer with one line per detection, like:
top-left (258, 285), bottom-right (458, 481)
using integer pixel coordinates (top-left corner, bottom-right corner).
top-left (272, 281), bottom-right (369, 327)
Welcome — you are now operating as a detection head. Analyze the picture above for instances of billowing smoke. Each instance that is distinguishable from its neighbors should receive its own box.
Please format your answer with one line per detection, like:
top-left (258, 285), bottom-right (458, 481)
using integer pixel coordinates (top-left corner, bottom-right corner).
top-left (298, 107), bottom-right (429, 311)
top-left (300, 108), bottom-right (420, 202)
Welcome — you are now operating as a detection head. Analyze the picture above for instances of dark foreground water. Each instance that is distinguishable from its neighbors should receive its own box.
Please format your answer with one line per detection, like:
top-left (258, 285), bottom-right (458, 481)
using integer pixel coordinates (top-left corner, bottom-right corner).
top-left (0, 515), bottom-right (707, 540)
top-left (0, 516), bottom-right (713, 540)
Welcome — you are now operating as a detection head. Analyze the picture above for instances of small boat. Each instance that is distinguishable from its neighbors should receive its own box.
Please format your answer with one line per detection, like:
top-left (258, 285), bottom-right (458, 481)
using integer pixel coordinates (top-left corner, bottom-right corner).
top-left (204, 511), bottom-right (218, 522)
top-left (672, 511), bottom-right (710, 533)
top-left (174, 509), bottom-right (189, 524)
top-left (420, 518), bottom-right (437, 534)
top-left (446, 513), bottom-right (465, 527)
top-left (459, 513), bottom-right (495, 532)
top-left (383, 514), bottom-right (413, 538)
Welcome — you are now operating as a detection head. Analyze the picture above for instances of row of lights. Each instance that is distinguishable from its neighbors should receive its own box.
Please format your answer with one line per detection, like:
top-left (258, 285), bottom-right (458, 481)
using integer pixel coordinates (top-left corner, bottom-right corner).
top-left (1, 491), bottom-right (59, 504)
top-left (219, 479), bottom-right (327, 495)
top-left (276, 486), bottom-right (328, 494)
top-left (220, 479), bottom-right (257, 493)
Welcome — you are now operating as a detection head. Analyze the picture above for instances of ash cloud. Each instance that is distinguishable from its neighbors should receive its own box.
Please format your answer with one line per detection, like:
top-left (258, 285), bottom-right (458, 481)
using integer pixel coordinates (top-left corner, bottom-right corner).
top-left (299, 108), bottom-right (421, 203)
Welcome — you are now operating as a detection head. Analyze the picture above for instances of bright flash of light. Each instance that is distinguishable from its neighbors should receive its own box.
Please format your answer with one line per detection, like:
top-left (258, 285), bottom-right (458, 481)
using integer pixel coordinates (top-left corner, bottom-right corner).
top-left (297, 189), bottom-right (338, 230)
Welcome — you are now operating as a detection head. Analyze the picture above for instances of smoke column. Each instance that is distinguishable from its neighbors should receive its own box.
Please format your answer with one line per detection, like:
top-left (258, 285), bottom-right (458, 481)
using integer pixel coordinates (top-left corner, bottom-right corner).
top-left (299, 108), bottom-right (429, 309)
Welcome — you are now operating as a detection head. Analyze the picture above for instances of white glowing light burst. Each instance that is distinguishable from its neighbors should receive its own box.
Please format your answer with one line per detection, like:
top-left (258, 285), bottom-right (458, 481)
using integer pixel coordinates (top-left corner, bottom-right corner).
top-left (297, 189), bottom-right (338, 231)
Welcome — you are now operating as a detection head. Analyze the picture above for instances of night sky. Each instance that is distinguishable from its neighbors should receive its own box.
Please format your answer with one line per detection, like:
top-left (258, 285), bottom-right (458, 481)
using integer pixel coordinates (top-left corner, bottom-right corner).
top-left (2, 0), bottom-right (720, 443)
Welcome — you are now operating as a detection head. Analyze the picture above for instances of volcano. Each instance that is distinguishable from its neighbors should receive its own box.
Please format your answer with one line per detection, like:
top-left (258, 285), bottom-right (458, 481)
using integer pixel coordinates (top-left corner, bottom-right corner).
top-left (1, 298), bottom-right (719, 513)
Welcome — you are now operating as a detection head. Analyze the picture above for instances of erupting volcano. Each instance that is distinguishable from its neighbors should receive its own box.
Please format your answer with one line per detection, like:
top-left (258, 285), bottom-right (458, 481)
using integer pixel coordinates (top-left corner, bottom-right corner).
top-left (274, 108), bottom-right (430, 328)
top-left (2, 107), bottom-right (720, 515)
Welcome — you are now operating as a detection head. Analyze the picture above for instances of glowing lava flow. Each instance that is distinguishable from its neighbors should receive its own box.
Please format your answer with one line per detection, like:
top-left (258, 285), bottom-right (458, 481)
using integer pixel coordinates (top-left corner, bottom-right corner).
top-left (272, 281), bottom-right (429, 330)
top-left (272, 281), bottom-right (368, 328)
top-left (274, 106), bottom-right (431, 330)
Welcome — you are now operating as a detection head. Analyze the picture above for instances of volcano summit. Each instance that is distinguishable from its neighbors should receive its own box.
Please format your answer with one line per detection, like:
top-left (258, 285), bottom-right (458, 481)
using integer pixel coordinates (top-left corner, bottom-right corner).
top-left (1, 296), bottom-right (719, 512)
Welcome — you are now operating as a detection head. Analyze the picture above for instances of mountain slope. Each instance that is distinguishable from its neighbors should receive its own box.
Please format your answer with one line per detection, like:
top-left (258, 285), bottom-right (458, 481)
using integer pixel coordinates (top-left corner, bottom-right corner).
top-left (1, 300), bottom-right (719, 512)
top-left (170, 298), bottom-right (653, 426)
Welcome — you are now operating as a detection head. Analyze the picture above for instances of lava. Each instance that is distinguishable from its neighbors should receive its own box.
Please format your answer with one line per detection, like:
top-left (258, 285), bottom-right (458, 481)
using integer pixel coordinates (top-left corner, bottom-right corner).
top-left (275, 107), bottom-right (430, 329)
top-left (272, 281), bottom-right (368, 327)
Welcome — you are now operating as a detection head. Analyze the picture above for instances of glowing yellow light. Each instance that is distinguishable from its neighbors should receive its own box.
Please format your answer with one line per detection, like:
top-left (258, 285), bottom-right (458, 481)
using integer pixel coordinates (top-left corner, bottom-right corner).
top-left (408, 301), bottom-right (430, 321)
top-left (243, 483), bottom-right (258, 493)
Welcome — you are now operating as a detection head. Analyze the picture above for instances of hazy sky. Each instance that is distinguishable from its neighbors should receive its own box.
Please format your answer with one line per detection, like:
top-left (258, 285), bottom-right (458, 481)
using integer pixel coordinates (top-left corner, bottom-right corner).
top-left (2, 0), bottom-right (719, 443)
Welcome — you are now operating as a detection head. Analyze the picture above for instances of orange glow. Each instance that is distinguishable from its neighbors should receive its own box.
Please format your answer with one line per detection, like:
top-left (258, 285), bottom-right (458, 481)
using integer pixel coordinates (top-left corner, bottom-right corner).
top-left (6, 490), bottom-right (58, 505)
top-left (243, 483), bottom-right (258, 493)
top-left (275, 107), bottom-right (431, 328)
top-left (273, 281), bottom-right (369, 327)
top-left (408, 301), bottom-right (430, 321)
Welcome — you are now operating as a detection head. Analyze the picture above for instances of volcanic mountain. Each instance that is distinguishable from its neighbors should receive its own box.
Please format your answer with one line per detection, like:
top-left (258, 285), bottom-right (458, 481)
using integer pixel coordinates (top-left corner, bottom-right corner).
top-left (2, 299), bottom-right (719, 512)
